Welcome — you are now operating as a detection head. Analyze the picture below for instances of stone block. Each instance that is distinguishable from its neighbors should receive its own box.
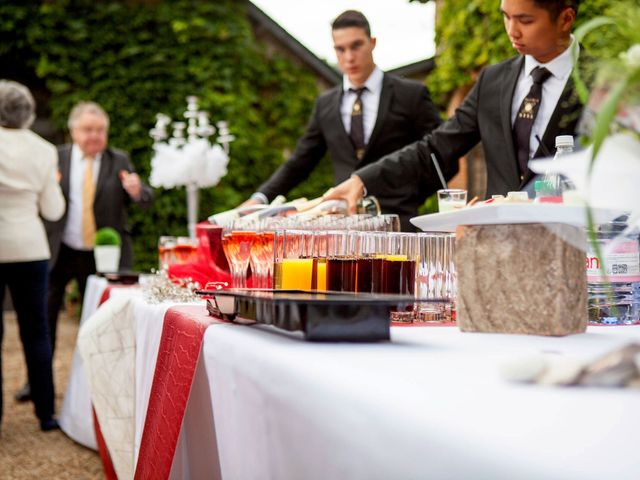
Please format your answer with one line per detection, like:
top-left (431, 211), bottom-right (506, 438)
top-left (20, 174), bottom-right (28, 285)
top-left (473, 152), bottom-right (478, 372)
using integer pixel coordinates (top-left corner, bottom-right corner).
top-left (455, 223), bottom-right (587, 336)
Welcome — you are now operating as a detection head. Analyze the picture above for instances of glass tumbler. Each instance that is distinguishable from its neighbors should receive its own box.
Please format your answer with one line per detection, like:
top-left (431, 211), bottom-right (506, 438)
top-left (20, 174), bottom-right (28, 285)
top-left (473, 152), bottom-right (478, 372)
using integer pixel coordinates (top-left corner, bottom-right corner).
top-left (158, 235), bottom-right (176, 270)
top-left (281, 230), bottom-right (314, 290)
top-left (437, 189), bottom-right (467, 212)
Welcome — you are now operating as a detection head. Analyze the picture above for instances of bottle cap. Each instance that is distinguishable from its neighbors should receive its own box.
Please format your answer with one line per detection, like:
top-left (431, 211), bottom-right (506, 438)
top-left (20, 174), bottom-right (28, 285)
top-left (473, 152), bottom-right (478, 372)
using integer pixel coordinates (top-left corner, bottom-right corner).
top-left (555, 135), bottom-right (574, 148)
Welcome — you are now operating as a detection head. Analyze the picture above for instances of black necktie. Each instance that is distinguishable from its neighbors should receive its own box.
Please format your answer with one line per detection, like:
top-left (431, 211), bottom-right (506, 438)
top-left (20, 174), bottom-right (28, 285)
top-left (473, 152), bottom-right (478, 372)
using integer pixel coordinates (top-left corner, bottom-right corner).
top-left (349, 87), bottom-right (367, 161)
top-left (513, 66), bottom-right (552, 176)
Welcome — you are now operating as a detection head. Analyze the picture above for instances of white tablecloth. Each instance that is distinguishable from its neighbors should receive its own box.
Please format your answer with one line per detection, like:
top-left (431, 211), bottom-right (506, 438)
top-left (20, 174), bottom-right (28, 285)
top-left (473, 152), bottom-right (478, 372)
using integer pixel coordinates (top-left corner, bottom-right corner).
top-left (202, 324), bottom-right (640, 480)
top-left (67, 281), bottom-right (640, 479)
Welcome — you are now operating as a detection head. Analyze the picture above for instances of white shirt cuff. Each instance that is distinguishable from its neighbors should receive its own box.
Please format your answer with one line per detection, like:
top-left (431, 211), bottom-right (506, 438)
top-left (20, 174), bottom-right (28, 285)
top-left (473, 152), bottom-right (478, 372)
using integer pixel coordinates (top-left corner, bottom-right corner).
top-left (250, 192), bottom-right (268, 204)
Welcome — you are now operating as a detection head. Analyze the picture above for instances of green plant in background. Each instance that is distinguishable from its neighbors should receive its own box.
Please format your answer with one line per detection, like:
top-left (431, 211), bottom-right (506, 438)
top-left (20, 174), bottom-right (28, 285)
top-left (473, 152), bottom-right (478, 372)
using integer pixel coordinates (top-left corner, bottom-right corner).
top-left (94, 227), bottom-right (122, 246)
top-left (572, 2), bottom-right (640, 159)
top-left (0, 0), bottom-right (326, 270)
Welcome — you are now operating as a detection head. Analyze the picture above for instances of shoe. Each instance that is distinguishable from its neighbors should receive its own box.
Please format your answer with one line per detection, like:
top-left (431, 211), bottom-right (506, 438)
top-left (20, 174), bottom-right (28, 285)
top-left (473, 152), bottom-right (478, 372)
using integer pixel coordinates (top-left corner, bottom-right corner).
top-left (14, 383), bottom-right (31, 402)
top-left (40, 418), bottom-right (60, 432)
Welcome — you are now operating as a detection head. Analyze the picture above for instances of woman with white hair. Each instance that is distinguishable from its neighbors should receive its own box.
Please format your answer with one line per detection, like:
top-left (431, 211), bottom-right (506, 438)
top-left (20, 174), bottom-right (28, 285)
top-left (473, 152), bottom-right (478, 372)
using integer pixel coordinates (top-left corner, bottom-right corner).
top-left (0, 79), bottom-right (65, 431)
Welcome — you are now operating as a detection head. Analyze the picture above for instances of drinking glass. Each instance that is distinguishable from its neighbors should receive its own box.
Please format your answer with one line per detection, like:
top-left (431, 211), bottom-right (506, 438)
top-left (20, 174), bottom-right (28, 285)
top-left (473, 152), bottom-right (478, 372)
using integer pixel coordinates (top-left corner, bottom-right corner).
top-left (415, 232), bottom-right (457, 322)
top-left (312, 231), bottom-right (328, 292)
top-left (355, 231), bottom-right (386, 293)
top-left (222, 224), bottom-right (257, 288)
top-left (281, 230), bottom-right (314, 290)
top-left (382, 232), bottom-right (418, 322)
top-left (249, 230), bottom-right (274, 289)
top-left (158, 236), bottom-right (176, 270)
top-left (381, 214), bottom-right (401, 232)
top-left (383, 233), bottom-right (418, 295)
top-left (326, 230), bottom-right (357, 292)
top-left (437, 189), bottom-right (467, 212)
top-left (175, 236), bottom-right (198, 264)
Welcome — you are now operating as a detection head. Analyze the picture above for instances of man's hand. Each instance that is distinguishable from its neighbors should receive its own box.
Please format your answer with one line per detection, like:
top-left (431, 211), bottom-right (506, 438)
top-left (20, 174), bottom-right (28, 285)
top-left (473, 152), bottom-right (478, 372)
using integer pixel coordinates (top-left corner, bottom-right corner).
top-left (322, 175), bottom-right (365, 215)
top-left (119, 170), bottom-right (142, 200)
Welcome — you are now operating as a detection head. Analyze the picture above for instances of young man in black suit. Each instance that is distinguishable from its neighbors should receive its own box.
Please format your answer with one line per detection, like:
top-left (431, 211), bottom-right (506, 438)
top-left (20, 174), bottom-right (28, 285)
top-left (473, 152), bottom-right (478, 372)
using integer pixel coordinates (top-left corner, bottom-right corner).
top-left (243, 10), bottom-right (443, 230)
top-left (326, 0), bottom-right (582, 214)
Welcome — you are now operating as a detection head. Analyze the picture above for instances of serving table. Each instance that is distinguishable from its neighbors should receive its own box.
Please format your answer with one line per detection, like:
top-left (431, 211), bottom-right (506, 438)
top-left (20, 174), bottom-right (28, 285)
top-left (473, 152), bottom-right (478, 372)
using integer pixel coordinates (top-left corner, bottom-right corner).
top-left (63, 276), bottom-right (640, 479)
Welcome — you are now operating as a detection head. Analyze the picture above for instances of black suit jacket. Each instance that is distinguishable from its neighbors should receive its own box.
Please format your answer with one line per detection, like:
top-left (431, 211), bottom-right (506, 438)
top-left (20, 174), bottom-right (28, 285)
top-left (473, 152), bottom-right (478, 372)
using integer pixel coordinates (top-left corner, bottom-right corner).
top-left (356, 55), bottom-right (583, 209)
top-left (258, 73), bottom-right (442, 230)
top-left (45, 145), bottom-right (154, 270)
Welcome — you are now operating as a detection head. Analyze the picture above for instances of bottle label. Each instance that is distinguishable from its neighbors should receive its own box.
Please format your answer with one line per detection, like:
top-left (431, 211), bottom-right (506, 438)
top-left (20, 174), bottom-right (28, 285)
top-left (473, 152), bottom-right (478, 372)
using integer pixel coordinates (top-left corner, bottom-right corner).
top-left (586, 239), bottom-right (640, 282)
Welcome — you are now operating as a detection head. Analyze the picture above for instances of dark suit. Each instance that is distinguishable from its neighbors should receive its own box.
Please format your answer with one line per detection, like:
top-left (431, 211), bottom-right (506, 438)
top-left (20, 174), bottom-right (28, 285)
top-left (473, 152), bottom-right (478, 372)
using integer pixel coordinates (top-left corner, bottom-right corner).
top-left (44, 144), bottom-right (153, 353)
top-left (356, 55), bottom-right (583, 205)
top-left (257, 73), bottom-right (442, 230)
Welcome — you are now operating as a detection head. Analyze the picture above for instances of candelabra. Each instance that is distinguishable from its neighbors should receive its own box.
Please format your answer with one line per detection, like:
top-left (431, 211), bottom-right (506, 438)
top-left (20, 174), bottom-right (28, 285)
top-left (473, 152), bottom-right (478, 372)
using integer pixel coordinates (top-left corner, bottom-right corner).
top-left (149, 96), bottom-right (235, 238)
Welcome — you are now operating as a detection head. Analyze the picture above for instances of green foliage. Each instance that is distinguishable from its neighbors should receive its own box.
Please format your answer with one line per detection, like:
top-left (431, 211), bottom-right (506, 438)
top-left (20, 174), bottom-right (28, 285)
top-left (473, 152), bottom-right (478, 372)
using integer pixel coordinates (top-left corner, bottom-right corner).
top-left (95, 227), bottom-right (121, 246)
top-left (572, 2), bottom-right (640, 160)
top-left (0, 0), bottom-right (325, 270)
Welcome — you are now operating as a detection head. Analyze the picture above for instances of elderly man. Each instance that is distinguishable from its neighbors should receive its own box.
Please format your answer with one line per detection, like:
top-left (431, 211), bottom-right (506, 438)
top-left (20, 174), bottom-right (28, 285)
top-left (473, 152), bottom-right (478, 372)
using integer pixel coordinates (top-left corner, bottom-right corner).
top-left (16, 101), bottom-right (154, 401)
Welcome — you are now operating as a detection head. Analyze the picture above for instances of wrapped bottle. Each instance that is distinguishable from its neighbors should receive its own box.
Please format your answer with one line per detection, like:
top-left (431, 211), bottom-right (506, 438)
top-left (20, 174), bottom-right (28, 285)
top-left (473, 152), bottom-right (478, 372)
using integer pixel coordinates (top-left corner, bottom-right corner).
top-left (291, 196), bottom-right (381, 221)
top-left (586, 215), bottom-right (640, 325)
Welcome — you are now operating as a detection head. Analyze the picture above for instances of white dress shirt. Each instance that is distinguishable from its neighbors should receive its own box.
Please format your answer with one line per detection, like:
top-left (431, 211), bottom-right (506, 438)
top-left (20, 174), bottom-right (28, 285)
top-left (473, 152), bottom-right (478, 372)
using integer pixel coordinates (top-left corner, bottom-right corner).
top-left (341, 66), bottom-right (384, 145)
top-left (62, 144), bottom-right (102, 251)
top-left (511, 36), bottom-right (578, 159)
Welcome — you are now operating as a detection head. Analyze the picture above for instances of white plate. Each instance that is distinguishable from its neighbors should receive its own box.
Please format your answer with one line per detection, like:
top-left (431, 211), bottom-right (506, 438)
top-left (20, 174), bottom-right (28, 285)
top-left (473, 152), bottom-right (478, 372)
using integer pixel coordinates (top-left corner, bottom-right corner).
top-left (410, 203), bottom-right (626, 232)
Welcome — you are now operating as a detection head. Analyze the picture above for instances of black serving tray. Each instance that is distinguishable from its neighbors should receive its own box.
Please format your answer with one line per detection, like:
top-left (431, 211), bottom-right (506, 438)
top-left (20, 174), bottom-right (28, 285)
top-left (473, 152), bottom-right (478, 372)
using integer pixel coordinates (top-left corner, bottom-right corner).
top-left (95, 270), bottom-right (141, 284)
top-left (197, 289), bottom-right (418, 342)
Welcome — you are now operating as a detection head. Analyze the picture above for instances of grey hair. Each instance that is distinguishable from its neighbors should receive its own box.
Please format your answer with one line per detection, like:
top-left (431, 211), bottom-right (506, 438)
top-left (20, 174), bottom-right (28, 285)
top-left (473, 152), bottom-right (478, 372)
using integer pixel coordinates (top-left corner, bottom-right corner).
top-left (67, 101), bottom-right (110, 130)
top-left (0, 80), bottom-right (36, 129)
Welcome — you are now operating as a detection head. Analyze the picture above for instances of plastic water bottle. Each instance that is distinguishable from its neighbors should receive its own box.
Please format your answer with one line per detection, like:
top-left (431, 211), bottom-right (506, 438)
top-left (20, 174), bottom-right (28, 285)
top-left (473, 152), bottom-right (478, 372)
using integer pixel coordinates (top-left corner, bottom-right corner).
top-left (586, 215), bottom-right (640, 325)
top-left (534, 135), bottom-right (574, 203)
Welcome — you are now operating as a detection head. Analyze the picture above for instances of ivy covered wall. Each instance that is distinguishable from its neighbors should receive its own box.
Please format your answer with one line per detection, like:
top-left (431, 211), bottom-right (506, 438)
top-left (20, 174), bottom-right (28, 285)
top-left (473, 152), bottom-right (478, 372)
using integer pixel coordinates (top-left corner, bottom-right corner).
top-left (0, 0), bottom-right (329, 269)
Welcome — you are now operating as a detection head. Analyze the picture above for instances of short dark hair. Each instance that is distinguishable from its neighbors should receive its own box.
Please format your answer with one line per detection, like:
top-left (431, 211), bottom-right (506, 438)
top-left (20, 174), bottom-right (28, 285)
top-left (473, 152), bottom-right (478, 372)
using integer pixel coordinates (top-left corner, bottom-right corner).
top-left (534, 0), bottom-right (579, 20)
top-left (331, 10), bottom-right (371, 37)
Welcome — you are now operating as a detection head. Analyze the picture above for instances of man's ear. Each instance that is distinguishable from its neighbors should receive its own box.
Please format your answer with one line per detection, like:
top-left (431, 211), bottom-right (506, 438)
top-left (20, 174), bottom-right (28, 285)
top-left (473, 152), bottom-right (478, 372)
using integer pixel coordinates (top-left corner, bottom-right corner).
top-left (560, 7), bottom-right (576, 32)
top-left (370, 36), bottom-right (377, 51)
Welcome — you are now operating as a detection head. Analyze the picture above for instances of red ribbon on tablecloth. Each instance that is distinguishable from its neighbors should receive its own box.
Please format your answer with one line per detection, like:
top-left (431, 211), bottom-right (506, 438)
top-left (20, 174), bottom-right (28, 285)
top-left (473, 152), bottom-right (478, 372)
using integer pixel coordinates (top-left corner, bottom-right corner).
top-left (93, 407), bottom-right (118, 480)
top-left (134, 305), bottom-right (226, 479)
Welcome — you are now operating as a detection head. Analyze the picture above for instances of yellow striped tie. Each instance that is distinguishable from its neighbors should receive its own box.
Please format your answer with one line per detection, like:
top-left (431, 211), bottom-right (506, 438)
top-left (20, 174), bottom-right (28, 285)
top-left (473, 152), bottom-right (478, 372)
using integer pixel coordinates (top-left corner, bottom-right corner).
top-left (82, 155), bottom-right (96, 247)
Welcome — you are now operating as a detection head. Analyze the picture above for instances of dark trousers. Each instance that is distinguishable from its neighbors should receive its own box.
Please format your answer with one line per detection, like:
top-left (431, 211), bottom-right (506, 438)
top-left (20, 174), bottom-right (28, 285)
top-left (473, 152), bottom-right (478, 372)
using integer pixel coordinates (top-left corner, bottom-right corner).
top-left (0, 260), bottom-right (55, 424)
top-left (48, 243), bottom-right (95, 357)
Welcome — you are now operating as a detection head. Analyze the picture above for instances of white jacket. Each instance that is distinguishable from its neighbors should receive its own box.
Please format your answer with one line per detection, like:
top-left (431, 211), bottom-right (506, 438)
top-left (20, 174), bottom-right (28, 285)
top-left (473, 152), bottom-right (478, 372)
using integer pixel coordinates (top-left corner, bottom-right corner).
top-left (0, 126), bottom-right (65, 262)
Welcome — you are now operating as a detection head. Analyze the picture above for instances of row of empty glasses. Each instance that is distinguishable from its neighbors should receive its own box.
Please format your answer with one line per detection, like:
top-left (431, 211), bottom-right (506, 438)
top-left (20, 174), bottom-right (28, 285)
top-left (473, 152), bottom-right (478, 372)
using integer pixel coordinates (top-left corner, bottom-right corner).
top-left (220, 213), bottom-right (457, 323)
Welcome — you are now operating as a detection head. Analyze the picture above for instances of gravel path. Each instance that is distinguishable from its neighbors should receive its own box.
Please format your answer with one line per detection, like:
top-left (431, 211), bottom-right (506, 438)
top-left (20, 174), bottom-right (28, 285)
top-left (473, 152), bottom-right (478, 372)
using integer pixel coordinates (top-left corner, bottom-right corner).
top-left (1, 309), bottom-right (103, 479)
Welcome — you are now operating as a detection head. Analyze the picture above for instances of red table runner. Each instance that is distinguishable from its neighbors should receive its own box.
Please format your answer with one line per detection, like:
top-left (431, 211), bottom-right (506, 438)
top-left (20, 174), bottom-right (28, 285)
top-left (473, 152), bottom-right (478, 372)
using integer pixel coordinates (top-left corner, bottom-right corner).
top-left (134, 305), bottom-right (227, 479)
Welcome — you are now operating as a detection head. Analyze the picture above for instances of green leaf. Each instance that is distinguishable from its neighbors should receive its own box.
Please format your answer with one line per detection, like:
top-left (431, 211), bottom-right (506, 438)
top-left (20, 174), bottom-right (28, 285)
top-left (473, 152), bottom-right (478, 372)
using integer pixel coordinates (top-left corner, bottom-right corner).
top-left (589, 77), bottom-right (628, 172)
top-left (573, 16), bottom-right (616, 44)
